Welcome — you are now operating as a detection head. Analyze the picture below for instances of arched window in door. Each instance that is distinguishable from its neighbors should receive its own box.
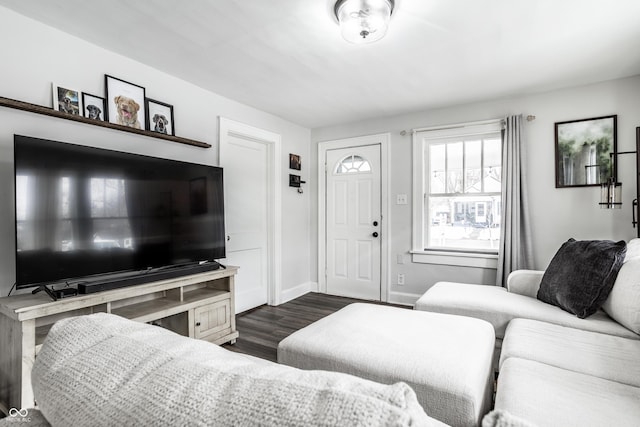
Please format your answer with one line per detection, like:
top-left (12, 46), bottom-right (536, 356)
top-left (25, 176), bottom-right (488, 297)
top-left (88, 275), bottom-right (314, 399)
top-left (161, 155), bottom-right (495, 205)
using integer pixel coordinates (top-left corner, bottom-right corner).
top-left (334, 155), bottom-right (371, 174)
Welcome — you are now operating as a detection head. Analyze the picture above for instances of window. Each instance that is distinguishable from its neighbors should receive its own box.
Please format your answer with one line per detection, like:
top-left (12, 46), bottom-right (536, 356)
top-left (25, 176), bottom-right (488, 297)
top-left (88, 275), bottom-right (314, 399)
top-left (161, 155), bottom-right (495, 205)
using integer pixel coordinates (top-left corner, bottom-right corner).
top-left (412, 120), bottom-right (503, 256)
top-left (335, 155), bottom-right (371, 174)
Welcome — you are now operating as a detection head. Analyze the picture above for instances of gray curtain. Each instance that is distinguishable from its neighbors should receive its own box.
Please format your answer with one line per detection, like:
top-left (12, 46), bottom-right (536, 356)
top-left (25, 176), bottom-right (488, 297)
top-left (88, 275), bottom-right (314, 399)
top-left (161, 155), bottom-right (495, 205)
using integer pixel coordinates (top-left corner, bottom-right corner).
top-left (496, 115), bottom-right (534, 287)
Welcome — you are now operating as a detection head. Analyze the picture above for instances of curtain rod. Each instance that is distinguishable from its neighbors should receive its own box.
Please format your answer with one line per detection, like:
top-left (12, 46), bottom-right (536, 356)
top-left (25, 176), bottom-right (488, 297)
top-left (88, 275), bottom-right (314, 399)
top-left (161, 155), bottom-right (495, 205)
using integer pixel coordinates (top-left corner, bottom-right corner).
top-left (400, 114), bottom-right (536, 136)
top-left (410, 118), bottom-right (503, 134)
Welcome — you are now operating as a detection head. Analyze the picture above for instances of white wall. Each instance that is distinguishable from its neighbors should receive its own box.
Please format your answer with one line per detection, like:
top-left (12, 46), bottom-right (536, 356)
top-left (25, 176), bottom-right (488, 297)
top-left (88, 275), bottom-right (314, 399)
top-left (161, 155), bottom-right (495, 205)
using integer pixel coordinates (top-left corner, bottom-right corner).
top-left (311, 75), bottom-right (640, 303)
top-left (0, 7), bottom-right (311, 298)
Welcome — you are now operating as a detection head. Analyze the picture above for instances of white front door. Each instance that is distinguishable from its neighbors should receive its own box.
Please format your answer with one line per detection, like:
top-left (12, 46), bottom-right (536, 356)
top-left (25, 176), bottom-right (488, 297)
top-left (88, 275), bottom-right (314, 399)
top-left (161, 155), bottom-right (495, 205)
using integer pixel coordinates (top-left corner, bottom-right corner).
top-left (219, 119), bottom-right (281, 313)
top-left (325, 144), bottom-right (381, 300)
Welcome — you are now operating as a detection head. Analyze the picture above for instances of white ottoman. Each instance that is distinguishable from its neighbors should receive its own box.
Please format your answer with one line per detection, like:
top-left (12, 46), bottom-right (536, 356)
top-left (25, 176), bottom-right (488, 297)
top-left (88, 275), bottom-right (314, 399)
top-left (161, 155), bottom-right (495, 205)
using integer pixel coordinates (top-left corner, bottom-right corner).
top-left (277, 303), bottom-right (495, 427)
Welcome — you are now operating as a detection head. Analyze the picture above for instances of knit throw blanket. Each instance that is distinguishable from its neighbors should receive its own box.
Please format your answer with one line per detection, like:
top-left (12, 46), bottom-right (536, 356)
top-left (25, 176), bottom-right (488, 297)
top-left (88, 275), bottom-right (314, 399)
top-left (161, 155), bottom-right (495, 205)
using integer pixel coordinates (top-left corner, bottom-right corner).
top-left (32, 313), bottom-right (443, 426)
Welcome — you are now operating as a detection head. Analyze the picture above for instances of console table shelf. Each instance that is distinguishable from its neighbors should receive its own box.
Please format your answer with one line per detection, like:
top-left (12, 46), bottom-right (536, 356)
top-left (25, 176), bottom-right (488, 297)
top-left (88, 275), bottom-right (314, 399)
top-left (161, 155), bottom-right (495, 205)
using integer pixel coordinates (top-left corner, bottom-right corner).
top-left (0, 96), bottom-right (211, 148)
top-left (0, 267), bottom-right (238, 410)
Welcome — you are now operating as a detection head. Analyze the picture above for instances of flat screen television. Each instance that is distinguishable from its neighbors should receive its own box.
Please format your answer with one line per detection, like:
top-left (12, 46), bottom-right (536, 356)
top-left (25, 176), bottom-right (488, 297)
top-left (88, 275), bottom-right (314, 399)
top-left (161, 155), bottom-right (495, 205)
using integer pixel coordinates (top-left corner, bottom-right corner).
top-left (14, 135), bottom-right (226, 294)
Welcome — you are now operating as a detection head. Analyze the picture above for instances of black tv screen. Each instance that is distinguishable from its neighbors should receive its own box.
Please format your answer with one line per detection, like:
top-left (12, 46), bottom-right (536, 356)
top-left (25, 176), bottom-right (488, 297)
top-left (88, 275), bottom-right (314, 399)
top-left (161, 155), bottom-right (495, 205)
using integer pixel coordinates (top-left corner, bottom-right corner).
top-left (14, 135), bottom-right (226, 290)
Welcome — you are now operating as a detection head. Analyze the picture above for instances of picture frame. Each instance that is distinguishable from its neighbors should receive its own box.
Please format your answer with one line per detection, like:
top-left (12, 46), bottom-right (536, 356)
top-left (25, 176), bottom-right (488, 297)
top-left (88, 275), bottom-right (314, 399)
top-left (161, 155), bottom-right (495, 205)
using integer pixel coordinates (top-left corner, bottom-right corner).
top-left (105, 75), bottom-right (146, 130)
top-left (81, 93), bottom-right (105, 121)
top-left (289, 174), bottom-right (301, 188)
top-left (554, 115), bottom-right (617, 188)
top-left (289, 153), bottom-right (301, 170)
top-left (145, 98), bottom-right (175, 135)
top-left (52, 83), bottom-right (81, 116)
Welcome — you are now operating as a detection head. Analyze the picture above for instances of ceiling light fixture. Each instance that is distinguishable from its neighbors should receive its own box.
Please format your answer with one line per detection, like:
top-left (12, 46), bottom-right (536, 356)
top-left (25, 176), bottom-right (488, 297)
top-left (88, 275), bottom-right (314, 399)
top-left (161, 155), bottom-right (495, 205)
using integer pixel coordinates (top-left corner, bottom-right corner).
top-left (334, 0), bottom-right (395, 44)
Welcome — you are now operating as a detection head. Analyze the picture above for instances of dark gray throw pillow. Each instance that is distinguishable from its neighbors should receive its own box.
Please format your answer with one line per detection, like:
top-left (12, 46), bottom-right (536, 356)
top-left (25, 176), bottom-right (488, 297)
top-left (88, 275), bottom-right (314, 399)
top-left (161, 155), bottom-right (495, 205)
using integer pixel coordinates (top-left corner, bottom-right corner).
top-left (537, 238), bottom-right (626, 318)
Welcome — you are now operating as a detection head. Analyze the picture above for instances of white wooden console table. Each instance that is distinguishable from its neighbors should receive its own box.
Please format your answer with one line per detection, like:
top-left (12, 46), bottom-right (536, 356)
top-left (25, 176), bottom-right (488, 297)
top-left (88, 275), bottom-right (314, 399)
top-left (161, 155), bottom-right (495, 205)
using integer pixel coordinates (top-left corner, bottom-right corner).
top-left (0, 266), bottom-right (238, 410)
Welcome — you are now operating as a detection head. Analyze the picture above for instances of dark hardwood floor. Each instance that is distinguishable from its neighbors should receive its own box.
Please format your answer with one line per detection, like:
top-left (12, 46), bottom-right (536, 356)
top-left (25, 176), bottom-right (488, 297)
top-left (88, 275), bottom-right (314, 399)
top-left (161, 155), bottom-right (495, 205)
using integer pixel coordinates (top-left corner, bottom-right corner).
top-left (222, 292), bottom-right (406, 362)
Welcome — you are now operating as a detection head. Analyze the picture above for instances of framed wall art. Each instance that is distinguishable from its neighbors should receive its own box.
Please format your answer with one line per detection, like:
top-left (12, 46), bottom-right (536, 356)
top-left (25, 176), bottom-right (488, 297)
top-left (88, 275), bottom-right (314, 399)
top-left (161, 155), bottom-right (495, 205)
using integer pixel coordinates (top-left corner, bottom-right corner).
top-left (289, 153), bottom-right (301, 170)
top-left (52, 83), bottom-right (81, 116)
top-left (145, 98), bottom-right (175, 135)
top-left (105, 75), bottom-right (146, 129)
top-left (81, 93), bottom-right (105, 121)
top-left (555, 115), bottom-right (617, 188)
top-left (289, 174), bottom-right (301, 187)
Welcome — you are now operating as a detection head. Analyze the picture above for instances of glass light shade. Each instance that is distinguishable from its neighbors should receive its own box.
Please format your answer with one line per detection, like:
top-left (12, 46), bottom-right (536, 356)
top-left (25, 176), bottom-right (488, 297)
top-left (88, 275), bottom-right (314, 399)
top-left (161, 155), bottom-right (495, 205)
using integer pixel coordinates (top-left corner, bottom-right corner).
top-left (600, 179), bottom-right (622, 209)
top-left (335, 0), bottom-right (394, 44)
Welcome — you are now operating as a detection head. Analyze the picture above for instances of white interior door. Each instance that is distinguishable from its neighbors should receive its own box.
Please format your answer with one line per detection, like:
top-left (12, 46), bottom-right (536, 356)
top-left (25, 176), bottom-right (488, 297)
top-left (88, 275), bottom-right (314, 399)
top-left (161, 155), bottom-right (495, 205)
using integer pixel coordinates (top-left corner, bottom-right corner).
top-left (325, 144), bottom-right (381, 300)
top-left (220, 120), bottom-right (277, 314)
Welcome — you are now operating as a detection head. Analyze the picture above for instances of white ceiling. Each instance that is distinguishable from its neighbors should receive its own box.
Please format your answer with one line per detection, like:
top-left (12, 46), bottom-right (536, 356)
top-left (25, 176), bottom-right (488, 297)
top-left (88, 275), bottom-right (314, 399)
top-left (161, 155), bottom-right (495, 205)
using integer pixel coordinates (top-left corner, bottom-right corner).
top-left (2, 0), bottom-right (640, 128)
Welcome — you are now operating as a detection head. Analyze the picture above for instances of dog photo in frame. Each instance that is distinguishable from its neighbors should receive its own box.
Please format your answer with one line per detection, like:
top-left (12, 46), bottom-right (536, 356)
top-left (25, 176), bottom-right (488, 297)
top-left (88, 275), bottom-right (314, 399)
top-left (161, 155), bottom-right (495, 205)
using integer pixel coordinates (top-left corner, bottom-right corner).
top-left (82, 93), bottom-right (105, 121)
top-left (52, 83), bottom-right (81, 116)
top-left (145, 98), bottom-right (175, 135)
top-left (105, 75), bottom-right (146, 129)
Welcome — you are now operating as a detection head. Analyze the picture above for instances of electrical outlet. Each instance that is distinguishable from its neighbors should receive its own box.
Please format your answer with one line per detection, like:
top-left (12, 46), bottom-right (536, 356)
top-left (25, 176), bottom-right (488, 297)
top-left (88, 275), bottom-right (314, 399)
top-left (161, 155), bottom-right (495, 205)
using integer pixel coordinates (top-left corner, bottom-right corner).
top-left (397, 273), bottom-right (405, 285)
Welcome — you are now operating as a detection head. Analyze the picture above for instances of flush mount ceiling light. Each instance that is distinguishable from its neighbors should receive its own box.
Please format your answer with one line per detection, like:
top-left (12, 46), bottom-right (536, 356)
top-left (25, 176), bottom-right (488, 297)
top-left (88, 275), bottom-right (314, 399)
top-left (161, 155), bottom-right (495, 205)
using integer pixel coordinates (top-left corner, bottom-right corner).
top-left (334, 0), bottom-right (395, 44)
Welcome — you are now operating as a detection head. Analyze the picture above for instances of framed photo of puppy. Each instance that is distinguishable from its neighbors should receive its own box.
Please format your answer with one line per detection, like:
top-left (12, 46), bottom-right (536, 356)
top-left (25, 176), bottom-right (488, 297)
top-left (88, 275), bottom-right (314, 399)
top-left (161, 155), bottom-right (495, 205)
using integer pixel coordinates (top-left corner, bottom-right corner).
top-left (105, 75), bottom-right (146, 130)
top-left (81, 93), bottom-right (105, 121)
top-left (145, 98), bottom-right (175, 136)
top-left (52, 83), bottom-right (81, 116)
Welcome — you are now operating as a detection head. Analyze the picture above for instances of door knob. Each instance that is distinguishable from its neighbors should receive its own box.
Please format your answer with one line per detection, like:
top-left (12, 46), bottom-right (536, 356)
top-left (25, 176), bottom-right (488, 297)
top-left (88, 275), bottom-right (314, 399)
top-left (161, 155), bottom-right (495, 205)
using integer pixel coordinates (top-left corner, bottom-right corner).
top-left (372, 232), bottom-right (379, 238)
top-left (373, 221), bottom-right (378, 226)
top-left (227, 236), bottom-right (230, 241)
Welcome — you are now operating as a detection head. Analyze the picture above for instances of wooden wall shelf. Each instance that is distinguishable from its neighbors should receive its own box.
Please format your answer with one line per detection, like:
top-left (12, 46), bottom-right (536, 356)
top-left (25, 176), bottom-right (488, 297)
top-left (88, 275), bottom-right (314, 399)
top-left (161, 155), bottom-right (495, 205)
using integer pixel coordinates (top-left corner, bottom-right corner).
top-left (0, 96), bottom-right (211, 149)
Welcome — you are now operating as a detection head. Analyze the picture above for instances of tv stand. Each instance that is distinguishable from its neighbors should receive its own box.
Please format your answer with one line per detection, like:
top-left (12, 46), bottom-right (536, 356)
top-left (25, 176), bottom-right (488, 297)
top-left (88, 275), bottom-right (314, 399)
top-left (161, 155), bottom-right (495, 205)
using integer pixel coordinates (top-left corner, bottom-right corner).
top-left (0, 267), bottom-right (238, 410)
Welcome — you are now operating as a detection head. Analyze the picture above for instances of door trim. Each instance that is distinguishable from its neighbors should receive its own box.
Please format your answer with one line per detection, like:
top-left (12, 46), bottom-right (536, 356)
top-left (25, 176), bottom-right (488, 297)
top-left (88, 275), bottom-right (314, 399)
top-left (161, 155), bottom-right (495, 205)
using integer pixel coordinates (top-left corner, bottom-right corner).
top-left (317, 133), bottom-right (390, 302)
top-left (219, 117), bottom-right (282, 306)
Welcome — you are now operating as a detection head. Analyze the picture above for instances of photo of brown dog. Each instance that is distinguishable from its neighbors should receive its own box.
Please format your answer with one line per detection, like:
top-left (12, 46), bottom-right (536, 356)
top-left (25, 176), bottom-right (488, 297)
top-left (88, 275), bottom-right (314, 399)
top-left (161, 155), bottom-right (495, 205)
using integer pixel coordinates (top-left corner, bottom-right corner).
top-left (114, 95), bottom-right (141, 129)
top-left (105, 75), bottom-right (146, 130)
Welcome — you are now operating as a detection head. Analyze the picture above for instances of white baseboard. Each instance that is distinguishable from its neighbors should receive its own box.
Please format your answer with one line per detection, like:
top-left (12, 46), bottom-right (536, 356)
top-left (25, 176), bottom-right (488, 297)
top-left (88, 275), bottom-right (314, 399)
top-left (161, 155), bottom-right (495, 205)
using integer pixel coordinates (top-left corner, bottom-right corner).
top-left (279, 281), bottom-right (318, 305)
top-left (388, 291), bottom-right (422, 307)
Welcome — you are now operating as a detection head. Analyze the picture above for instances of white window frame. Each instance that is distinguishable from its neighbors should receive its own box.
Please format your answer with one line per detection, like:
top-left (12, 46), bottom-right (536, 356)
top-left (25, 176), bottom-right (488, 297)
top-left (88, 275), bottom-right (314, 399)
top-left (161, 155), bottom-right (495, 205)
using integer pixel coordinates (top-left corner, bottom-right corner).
top-left (411, 119), bottom-right (503, 268)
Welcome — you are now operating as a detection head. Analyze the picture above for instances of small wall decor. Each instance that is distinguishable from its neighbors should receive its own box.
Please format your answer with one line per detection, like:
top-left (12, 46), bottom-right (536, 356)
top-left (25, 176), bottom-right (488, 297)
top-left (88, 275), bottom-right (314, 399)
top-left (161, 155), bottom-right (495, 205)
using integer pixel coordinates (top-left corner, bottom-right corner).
top-left (555, 115), bottom-right (617, 188)
top-left (105, 75), bottom-right (146, 130)
top-left (289, 153), bottom-right (301, 170)
top-left (289, 174), bottom-right (301, 187)
top-left (145, 98), bottom-right (175, 135)
top-left (81, 93), bottom-right (105, 121)
top-left (52, 83), bottom-right (81, 116)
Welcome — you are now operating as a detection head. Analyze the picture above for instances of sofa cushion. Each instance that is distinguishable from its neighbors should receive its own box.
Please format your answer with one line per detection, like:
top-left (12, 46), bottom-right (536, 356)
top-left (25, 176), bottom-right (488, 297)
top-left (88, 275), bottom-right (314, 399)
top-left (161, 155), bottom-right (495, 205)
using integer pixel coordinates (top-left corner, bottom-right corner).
top-left (602, 239), bottom-right (640, 334)
top-left (495, 358), bottom-right (640, 427)
top-left (32, 313), bottom-right (443, 427)
top-left (500, 319), bottom-right (640, 387)
top-left (415, 282), bottom-right (638, 340)
top-left (537, 238), bottom-right (626, 318)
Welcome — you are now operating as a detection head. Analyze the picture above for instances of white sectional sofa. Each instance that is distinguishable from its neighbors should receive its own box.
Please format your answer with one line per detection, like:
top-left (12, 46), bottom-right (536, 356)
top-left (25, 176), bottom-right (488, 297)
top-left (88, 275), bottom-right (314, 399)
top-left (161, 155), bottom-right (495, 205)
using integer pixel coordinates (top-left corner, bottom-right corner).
top-left (415, 238), bottom-right (640, 427)
top-left (15, 313), bottom-right (445, 427)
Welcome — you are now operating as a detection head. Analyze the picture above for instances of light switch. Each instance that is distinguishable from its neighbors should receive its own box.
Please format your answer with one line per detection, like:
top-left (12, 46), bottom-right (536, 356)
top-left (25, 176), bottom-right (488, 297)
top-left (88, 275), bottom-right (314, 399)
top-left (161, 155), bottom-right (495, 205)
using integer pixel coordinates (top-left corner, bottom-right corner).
top-left (396, 194), bottom-right (408, 205)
